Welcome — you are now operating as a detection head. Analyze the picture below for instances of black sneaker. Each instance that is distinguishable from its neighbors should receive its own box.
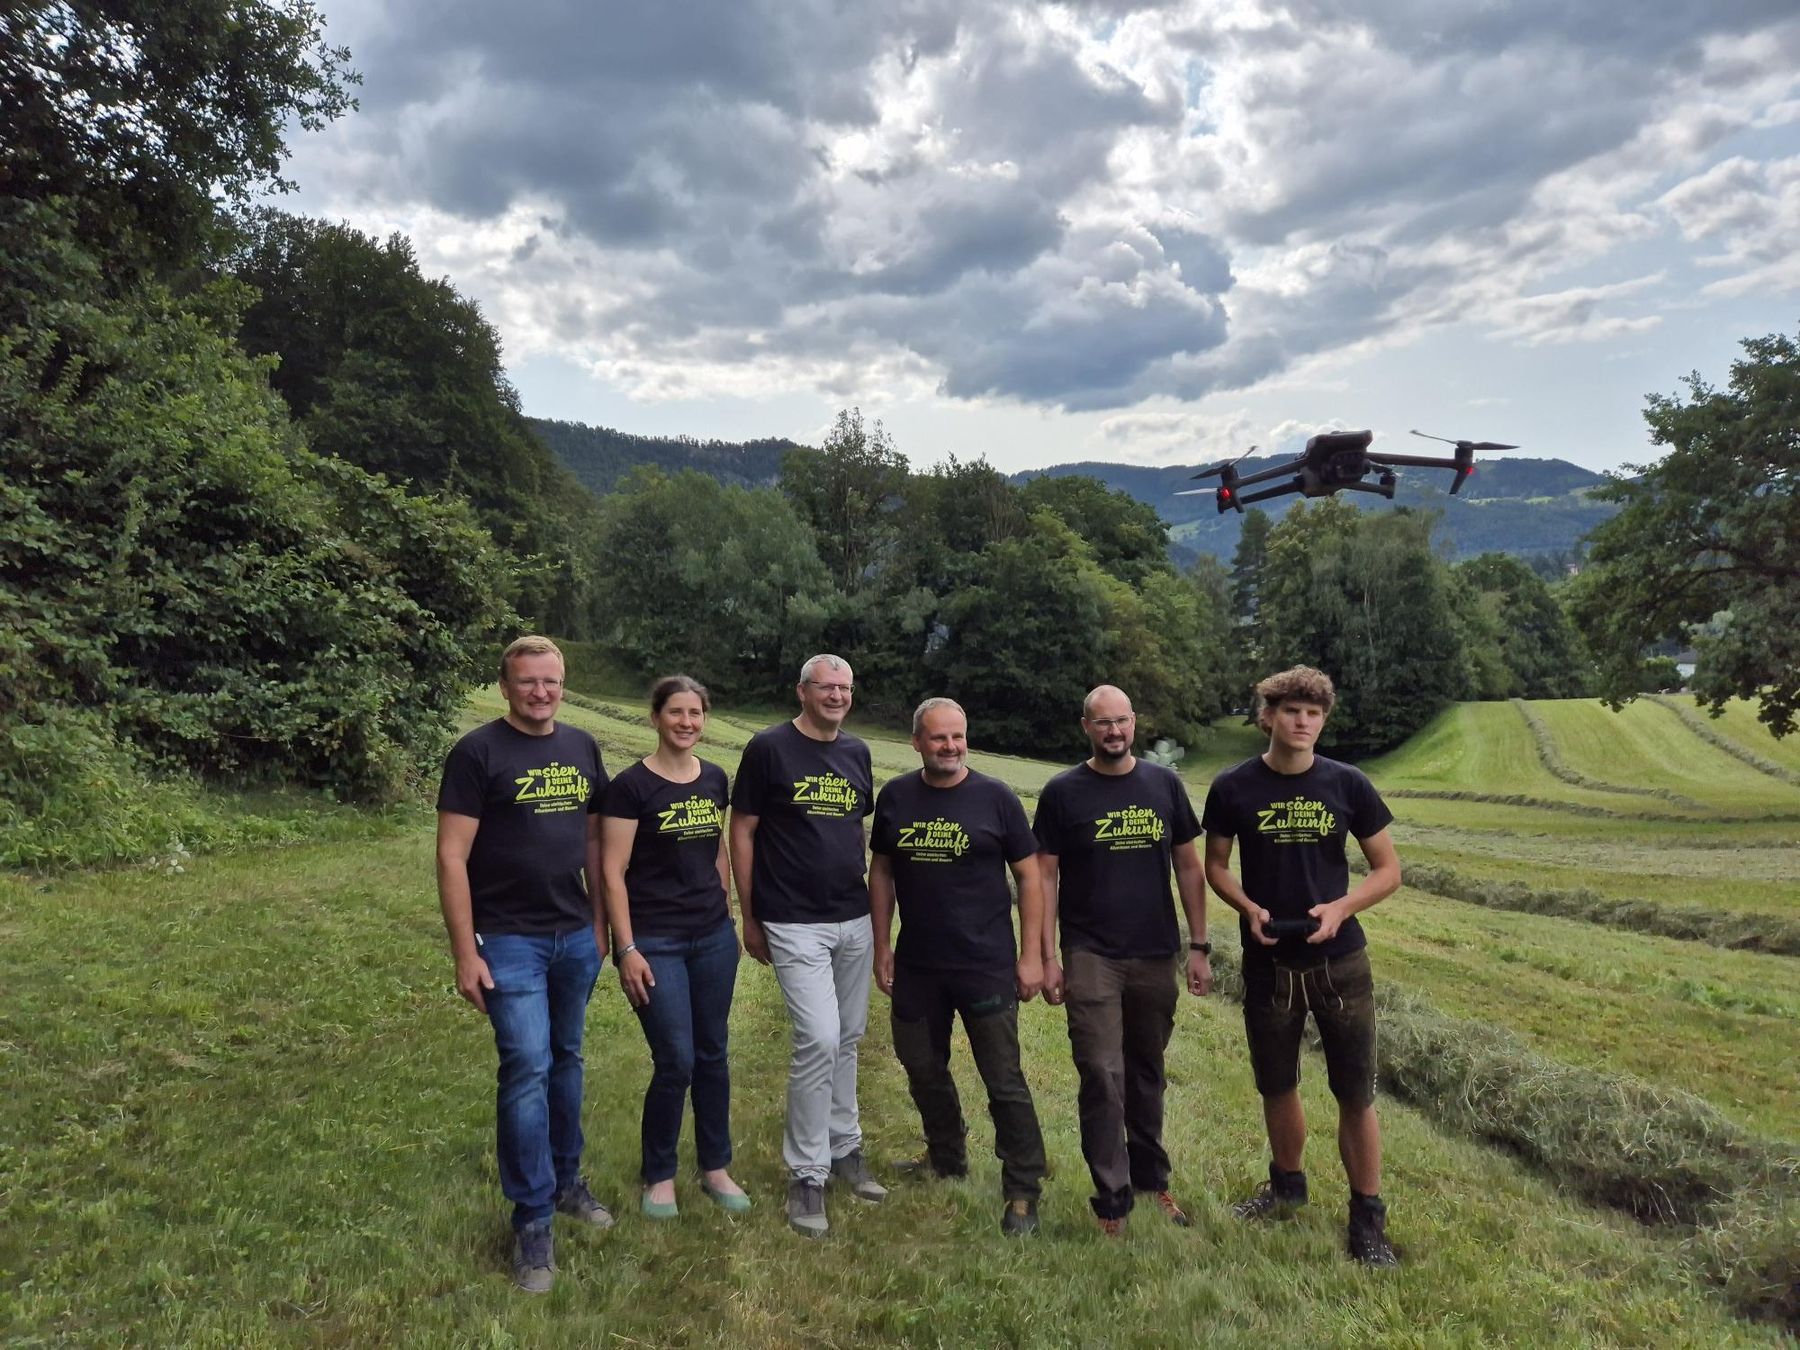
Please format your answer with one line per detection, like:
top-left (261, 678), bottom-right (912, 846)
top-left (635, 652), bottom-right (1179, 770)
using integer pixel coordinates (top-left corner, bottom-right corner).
top-left (1347, 1198), bottom-right (1400, 1267)
top-left (554, 1177), bottom-right (615, 1228)
top-left (511, 1220), bottom-right (555, 1294)
top-left (829, 1148), bottom-right (889, 1202)
top-left (1000, 1198), bottom-right (1040, 1237)
top-left (1232, 1165), bottom-right (1308, 1221)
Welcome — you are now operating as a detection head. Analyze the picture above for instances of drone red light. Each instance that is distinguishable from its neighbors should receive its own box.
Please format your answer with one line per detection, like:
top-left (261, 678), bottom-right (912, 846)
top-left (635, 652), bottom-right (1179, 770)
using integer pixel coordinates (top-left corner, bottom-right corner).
top-left (1219, 487), bottom-right (1232, 501)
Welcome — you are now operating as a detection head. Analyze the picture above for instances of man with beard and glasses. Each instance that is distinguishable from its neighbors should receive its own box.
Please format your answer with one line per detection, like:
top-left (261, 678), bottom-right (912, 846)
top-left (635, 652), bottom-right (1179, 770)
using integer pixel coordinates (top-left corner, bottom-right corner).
top-left (869, 698), bottom-right (1049, 1236)
top-left (1032, 685), bottom-right (1212, 1237)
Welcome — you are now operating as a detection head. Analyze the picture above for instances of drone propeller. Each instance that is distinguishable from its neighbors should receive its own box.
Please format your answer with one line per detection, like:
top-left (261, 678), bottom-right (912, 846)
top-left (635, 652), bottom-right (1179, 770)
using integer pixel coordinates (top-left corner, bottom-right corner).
top-left (1190, 444), bottom-right (1258, 480)
top-left (1409, 430), bottom-right (1518, 452)
top-left (1174, 486), bottom-right (1220, 497)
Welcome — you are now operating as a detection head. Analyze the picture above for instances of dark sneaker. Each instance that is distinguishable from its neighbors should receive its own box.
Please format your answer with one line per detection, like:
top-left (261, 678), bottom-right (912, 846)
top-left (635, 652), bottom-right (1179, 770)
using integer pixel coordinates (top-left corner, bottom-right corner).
top-left (830, 1148), bottom-right (889, 1202)
top-left (786, 1178), bottom-right (829, 1239)
top-left (1001, 1199), bottom-right (1040, 1237)
top-left (1233, 1165), bottom-right (1308, 1221)
top-left (1348, 1198), bottom-right (1400, 1267)
top-left (511, 1220), bottom-right (555, 1294)
top-left (1348, 1219), bottom-right (1400, 1266)
top-left (891, 1151), bottom-right (969, 1180)
top-left (554, 1178), bottom-right (615, 1229)
top-left (1096, 1214), bottom-right (1126, 1239)
top-left (1141, 1189), bottom-right (1192, 1227)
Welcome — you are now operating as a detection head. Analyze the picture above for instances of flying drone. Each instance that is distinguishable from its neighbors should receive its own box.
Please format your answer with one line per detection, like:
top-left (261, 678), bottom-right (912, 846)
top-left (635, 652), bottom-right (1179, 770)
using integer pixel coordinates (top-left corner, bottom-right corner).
top-left (1177, 430), bottom-right (1518, 514)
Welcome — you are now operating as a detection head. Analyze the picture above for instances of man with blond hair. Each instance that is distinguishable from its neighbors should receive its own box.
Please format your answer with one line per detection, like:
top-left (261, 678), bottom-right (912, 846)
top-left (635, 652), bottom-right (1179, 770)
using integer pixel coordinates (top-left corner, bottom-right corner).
top-left (731, 653), bottom-right (883, 1238)
top-left (436, 636), bottom-right (612, 1292)
top-left (1201, 665), bottom-right (1404, 1266)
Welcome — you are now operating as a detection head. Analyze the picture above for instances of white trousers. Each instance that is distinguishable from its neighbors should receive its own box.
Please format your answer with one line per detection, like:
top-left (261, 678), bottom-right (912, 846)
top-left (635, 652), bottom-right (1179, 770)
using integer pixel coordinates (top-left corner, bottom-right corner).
top-left (763, 917), bottom-right (873, 1183)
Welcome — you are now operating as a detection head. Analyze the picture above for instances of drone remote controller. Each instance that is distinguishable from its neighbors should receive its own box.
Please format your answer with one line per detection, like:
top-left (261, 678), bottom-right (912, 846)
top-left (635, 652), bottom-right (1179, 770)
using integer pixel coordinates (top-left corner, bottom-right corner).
top-left (1263, 916), bottom-right (1322, 941)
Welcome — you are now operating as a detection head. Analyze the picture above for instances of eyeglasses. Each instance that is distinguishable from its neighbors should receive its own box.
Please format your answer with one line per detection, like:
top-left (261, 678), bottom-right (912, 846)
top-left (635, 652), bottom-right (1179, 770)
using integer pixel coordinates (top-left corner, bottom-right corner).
top-left (805, 681), bottom-right (854, 695)
top-left (1087, 716), bottom-right (1134, 731)
top-left (510, 678), bottom-right (563, 692)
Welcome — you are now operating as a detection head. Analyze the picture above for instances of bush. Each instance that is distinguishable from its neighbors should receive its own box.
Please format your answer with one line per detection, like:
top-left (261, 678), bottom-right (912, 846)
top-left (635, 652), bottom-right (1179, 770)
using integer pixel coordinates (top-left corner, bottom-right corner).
top-left (1, 200), bottom-right (519, 814)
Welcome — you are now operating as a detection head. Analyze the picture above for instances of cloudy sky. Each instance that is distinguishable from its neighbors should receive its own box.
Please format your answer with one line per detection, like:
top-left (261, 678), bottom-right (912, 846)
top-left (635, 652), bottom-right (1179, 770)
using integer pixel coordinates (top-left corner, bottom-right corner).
top-left (286, 1), bottom-right (1800, 474)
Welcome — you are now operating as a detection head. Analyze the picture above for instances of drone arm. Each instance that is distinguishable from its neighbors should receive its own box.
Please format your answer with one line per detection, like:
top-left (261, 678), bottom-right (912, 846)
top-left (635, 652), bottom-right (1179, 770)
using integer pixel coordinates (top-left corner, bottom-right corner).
top-left (1338, 479), bottom-right (1398, 501)
top-left (1235, 479), bottom-right (1304, 508)
top-left (1363, 452), bottom-right (1458, 470)
top-left (1229, 460), bottom-right (1305, 490)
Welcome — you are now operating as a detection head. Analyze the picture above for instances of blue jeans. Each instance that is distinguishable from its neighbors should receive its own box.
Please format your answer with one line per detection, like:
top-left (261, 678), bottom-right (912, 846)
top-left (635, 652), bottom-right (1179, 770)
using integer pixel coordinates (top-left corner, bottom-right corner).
top-left (482, 926), bottom-right (603, 1230)
top-left (632, 919), bottom-right (740, 1183)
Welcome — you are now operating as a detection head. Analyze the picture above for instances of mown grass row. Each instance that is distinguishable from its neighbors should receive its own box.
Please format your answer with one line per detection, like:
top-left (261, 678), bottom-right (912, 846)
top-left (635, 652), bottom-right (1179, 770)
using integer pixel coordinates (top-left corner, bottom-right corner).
top-left (1511, 699), bottom-right (1707, 809)
top-left (1651, 696), bottom-right (1800, 788)
top-left (1207, 937), bottom-right (1800, 1329)
top-left (1355, 857), bottom-right (1800, 955)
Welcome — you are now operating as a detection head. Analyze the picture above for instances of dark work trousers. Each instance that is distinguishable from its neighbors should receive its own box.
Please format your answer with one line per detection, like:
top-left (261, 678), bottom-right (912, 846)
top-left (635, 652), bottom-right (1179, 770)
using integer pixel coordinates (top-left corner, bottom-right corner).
top-left (1062, 947), bottom-right (1179, 1219)
top-left (889, 963), bottom-right (1046, 1200)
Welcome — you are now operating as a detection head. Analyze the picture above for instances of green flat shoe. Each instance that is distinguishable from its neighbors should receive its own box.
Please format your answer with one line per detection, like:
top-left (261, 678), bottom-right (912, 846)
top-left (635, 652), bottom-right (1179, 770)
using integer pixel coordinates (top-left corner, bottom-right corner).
top-left (700, 1179), bottom-right (753, 1213)
top-left (640, 1189), bottom-right (679, 1220)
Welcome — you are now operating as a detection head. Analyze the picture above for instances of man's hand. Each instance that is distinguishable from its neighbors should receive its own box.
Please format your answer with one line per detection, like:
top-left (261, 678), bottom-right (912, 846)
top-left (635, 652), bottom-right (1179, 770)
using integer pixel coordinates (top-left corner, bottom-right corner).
top-left (742, 916), bottom-right (771, 966)
top-left (455, 952), bottom-right (495, 1013)
top-left (874, 945), bottom-right (895, 998)
top-left (1041, 956), bottom-right (1065, 1005)
top-left (1015, 951), bottom-right (1044, 1003)
top-left (1308, 898), bottom-right (1351, 944)
top-left (1185, 951), bottom-right (1213, 996)
top-left (1247, 907), bottom-right (1278, 946)
top-left (619, 948), bottom-right (655, 1007)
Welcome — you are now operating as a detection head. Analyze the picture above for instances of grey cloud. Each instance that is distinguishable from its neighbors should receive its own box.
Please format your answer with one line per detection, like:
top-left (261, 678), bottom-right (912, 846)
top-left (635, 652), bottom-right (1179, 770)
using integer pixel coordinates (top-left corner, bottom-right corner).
top-left (291, 0), bottom-right (1800, 413)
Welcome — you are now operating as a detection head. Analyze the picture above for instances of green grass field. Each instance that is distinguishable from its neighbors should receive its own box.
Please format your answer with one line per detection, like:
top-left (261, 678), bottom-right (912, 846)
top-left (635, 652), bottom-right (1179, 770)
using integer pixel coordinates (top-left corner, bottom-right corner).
top-left (1, 837), bottom-right (1784, 1347)
top-left (3, 692), bottom-right (1796, 1344)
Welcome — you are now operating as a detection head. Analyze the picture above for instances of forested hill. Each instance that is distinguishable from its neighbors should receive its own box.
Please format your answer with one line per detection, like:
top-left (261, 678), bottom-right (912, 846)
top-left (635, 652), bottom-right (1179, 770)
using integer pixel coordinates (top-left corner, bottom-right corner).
top-left (1016, 456), bottom-right (1621, 561)
top-left (534, 417), bottom-right (1618, 563)
top-left (529, 418), bottom-right (797, 495)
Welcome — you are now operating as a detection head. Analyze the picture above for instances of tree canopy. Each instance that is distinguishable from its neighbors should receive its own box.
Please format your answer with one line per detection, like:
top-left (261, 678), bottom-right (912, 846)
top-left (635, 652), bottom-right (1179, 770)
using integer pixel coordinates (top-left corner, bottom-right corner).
top-left (1570, 328), bottom-right (1800, 736)
top-left (2, 0), bottom-right (357, 277)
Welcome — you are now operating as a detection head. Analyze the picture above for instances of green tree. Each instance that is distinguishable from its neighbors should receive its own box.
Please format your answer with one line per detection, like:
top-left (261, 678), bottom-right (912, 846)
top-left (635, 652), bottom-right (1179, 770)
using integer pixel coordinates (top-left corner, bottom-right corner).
top-left (229, 213), bottom-right (598, 633)
top-left (1017, 474), bottom-right (1172, 587)
top-left (1260, 501), bottom-right (1466, 756)
top-left (1, 200), bottom-right (516, 806)
top-left (591, 468), bottom-right (832, 697)
top-left (1570, 329), bottom-right (1800, 736)
top-left (780, 408), bottom-right (909, 596)
top-left (2, 0), bottom-right (357, 279)
top-left (1452, 553), bottom-right (1590, 698)
top-left (938, 512), bottom-right (1114, 754)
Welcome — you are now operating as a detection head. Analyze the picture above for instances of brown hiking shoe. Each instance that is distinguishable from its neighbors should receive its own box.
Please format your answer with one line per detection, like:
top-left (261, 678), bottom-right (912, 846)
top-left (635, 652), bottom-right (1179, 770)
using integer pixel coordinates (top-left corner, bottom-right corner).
top-left (1097, 1214), bottom-right (1126, 1238)
top-left (1143, 1189), bottom-right (1192, 1227)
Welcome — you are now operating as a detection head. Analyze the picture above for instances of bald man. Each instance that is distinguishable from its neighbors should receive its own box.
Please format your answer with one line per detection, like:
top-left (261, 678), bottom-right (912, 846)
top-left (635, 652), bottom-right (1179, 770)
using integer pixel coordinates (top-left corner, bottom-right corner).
top-left (1033, 685), bottom-right (1212, 1235)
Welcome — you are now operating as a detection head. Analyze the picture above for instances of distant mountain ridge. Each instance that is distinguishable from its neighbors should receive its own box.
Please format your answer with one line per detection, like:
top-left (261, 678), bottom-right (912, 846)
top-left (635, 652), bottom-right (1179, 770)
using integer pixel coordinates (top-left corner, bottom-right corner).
top-left (1013, 456), bottom-right (1621, 561)
top-left (530, 417), bottom-right (1619, 562)
top-left (528, 417), bottom-right (795, 496)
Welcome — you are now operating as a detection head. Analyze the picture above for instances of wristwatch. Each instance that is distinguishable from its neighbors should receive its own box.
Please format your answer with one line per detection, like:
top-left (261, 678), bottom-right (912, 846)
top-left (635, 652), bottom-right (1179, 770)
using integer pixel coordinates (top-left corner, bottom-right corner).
top-left (1188, 941), bottom-right (1212, 956)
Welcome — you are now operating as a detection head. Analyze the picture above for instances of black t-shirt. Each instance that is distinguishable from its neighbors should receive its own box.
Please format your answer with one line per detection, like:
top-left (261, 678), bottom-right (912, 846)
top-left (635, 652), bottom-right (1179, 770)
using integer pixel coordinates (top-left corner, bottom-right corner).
top-left (436, 719), bottom-right (608, 935)
top-left (1200, 754), bottom-right (1395, 965)
top-left (730, 721), bottom-right (872, 924)
top-left (603, 759), bottom-right (731, 938)
top-left (1032, 760), bottom-right (1200, 960)
top-left (871, 769), bottom-right (1037, 972)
